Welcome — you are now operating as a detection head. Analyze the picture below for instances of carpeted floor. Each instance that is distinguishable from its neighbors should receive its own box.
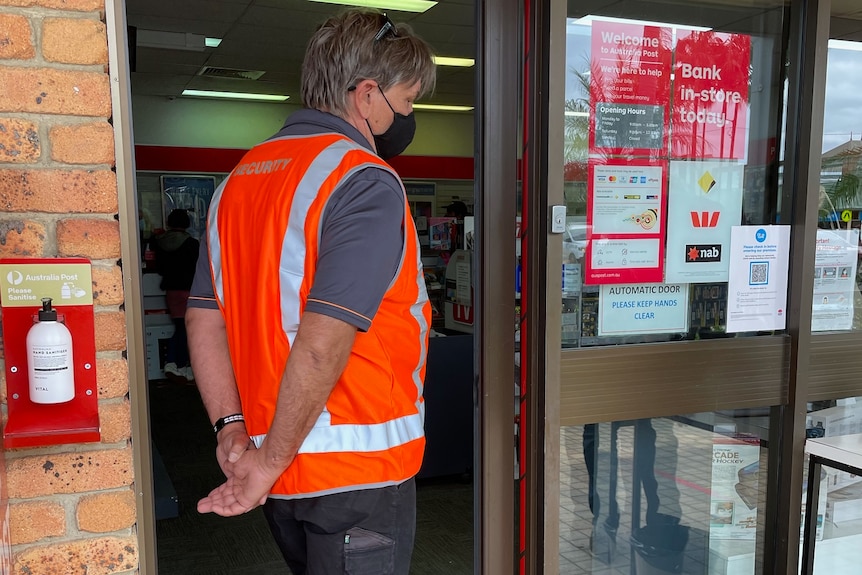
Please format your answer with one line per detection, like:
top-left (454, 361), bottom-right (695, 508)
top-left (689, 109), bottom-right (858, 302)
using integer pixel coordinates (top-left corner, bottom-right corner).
top-left (149, 379), bottom-right (473, 575)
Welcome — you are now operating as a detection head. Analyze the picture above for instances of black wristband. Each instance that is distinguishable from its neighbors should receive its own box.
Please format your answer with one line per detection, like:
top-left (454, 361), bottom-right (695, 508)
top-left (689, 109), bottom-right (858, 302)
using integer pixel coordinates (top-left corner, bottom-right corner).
top-left (213, 413), bottom-right (244, 434)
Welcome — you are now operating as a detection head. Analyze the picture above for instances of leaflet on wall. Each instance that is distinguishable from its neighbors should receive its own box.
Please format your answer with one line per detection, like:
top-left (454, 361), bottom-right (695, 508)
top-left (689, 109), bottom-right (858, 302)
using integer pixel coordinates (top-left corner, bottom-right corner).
top-left (726, 225), bottom-right (790, 333)
top-left (671, 31), bottom-right (751, 160)
top-left (589, 21), bottom-right (672, 157)
top-left (709, 435), bottom-right (760, 540)
top-left (812, 229), bottom-right (860, 332)
top-left (598, 283), bottom-right (689, 336)
top-left (665, 161), bottom-right (744, 283)
top-left (585, 159), bottom-right (667, 284)
top-left (428, 217), bottom-right (456, 251)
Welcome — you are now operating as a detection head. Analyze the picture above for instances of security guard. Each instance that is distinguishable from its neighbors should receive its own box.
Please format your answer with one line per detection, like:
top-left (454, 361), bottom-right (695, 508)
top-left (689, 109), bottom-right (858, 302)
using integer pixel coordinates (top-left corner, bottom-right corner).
top-left (186, 10), bottom-right (435, 575)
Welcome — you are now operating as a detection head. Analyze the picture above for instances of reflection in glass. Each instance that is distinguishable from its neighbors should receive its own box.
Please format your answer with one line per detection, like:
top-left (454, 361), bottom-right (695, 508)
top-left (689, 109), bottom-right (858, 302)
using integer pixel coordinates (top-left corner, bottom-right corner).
top-left (814, 40), bottom-right (862, 332)
top-left (803, 399), bottom-right (862, 572)
top-left (561, 412), bottom-right (768, 574)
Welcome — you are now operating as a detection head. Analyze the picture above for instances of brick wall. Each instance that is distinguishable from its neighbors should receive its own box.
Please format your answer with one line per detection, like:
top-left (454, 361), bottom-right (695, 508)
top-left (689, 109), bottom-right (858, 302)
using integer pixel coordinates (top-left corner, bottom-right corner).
top-left (0, 1), bottom-right (138, 574)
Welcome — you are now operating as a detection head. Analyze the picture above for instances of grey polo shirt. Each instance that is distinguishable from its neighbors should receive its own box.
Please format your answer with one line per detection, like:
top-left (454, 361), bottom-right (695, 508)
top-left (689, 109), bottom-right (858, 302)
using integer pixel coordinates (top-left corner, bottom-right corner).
top-left (187, 109), bottom-right (406, 332)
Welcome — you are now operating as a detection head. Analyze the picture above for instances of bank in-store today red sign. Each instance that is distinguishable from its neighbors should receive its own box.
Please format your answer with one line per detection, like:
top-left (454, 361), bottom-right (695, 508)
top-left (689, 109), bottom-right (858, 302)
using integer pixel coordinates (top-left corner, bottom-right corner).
top-left (671, 31), bottom-right (751, 160)
top-left (589, 21), bottom-right (672, 157)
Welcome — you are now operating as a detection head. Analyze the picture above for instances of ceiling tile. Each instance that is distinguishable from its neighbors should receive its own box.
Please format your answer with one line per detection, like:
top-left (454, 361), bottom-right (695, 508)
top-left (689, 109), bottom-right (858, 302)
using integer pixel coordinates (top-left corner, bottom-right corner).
top-left (126, 0), bottom-right (477, 108)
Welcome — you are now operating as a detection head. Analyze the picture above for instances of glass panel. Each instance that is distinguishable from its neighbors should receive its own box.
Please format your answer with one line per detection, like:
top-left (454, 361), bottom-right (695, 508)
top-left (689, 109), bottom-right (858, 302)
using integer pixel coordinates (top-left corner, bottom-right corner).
top-left (803, 457), bottom-right (862, 573)
top-left (803, 398), bottom-right (862, 573)
top-left (561, 411), bottom-right (770, 574)
top-left (801, 6), bottom-right (862, 569)
top-left (813, 31), bottom-right (862, 332)
top-left (561, 0), bottom-right (787, 349)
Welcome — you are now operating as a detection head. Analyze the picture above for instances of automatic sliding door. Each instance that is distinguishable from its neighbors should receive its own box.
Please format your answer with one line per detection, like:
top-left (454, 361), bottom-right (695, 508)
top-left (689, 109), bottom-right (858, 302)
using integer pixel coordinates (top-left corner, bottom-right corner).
top-left (542, 1), bottom-right (790, 573)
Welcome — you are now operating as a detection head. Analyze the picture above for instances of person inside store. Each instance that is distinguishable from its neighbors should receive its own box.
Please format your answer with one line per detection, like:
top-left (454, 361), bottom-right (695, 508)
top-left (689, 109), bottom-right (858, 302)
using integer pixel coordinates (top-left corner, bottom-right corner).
top-left (153, 208), bottom-right (199, 383)
top-left (444, 200), bottom-right (470, 255)
top-left (185, 10), bottom-right (435, 575)
top-left (445, 200), bottom-right (469, 220)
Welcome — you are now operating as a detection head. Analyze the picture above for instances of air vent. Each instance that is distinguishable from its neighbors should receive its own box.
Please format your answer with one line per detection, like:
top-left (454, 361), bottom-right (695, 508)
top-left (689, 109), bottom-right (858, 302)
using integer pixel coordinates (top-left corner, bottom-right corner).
top-left (197, 66), bottom-right (266, 81)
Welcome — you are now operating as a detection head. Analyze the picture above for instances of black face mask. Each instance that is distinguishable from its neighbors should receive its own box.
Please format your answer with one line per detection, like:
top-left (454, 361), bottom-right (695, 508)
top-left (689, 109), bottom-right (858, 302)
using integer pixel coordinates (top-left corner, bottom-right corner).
top-left (368, 87), bottom-right (416, 160)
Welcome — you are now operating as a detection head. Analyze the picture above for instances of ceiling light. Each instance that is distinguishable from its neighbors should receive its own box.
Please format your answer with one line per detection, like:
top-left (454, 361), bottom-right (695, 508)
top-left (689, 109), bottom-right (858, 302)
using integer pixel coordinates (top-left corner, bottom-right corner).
top-left (572, 15), bottom-right (711, 32)
top-left (182, 90), bottom-right (290, 102)
top-left (433, 56), bottom-right (475, 67)
top-left (307, 0), bottom-right (437, 13)
top-left (413, 103), bottom-right (473, 112)
top-left (205, 37), bottom-right (222, 48)
top-left (137, 29), bottom-right (206, 51)
top-left (829, 39), bottom-right (862, 52)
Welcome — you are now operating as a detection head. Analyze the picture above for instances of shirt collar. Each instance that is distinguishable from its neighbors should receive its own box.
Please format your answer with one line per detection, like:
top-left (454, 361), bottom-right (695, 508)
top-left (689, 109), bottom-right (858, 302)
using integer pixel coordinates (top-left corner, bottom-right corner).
top-left (279, 108), bottom-right (374, 153)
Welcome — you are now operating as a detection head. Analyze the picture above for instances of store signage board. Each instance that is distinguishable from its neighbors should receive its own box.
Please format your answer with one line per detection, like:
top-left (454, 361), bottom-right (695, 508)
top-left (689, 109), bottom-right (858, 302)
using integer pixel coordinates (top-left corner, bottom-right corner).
top-left (0, 263), bottom-right (93, 307)
top-left (665, 161), bottom-right (744, 283)
top-left (585, 159), bottom-right (667, 284)
top-left (589, 20), bottom-right (672, 156)
top-left (726, 225), bottom-right (790, 333)
top-left (598, 283), bottom-right (689, 336)
top-left (671, 31), bottom-right (751, 160)
top-left (812, 229), bottom-right (859, 332)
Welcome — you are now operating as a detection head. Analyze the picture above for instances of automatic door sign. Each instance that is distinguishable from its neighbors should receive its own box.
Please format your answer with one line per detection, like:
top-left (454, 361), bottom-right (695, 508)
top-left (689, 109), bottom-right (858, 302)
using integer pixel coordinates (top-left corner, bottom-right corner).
top-left (598, 283), bottom-right (689, 336)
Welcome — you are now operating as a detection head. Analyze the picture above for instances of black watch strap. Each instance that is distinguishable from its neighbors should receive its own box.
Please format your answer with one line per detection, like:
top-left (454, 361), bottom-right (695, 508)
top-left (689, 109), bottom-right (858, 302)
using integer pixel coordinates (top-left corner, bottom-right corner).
top-left (213, 413), bottom-right (245, 434)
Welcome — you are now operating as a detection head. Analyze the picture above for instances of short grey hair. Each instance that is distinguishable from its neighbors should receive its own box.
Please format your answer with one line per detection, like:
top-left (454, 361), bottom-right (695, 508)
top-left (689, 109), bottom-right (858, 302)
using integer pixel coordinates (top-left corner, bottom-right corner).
top-left (301, 10), bottom-right (437, 117)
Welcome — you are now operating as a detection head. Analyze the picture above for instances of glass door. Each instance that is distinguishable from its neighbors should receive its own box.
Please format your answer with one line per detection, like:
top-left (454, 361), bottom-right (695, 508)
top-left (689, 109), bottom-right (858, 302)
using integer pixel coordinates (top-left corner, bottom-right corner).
top-left (530, 0), bottom-right (792, 573)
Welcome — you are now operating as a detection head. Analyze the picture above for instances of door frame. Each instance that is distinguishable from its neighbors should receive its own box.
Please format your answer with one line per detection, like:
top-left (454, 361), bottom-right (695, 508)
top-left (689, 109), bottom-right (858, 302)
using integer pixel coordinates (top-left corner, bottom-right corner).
top-left (520, 0), bottom-right (566, 571)
top-left (476, 0), bottom-right (520, 572)
top-left (111, 0), bottom-right (531, 571)
top-left (105, 0), bottom-right (157, 573)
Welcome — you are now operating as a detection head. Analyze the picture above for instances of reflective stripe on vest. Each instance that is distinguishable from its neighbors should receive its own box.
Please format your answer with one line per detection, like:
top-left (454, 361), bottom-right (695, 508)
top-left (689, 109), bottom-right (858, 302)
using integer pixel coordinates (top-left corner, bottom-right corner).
top-left (207, 132), bottom-right (430, 498)
top-left (251, 406), bottom-right (425, 454)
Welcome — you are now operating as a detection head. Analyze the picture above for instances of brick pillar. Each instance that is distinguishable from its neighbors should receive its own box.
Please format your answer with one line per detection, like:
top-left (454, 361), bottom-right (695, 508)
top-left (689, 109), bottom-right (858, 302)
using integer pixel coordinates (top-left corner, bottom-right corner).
top-left (0, 1), bottom-right (138, 573)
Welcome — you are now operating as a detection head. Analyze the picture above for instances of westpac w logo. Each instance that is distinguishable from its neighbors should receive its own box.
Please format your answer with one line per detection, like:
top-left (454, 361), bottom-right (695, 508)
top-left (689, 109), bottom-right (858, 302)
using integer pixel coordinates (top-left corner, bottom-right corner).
top-left (690, 211), bottom-right (720, 228)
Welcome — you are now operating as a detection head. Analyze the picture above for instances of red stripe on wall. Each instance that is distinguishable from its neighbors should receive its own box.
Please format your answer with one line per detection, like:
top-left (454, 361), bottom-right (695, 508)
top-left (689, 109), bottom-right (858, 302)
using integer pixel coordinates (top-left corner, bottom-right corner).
top-left (135, 145), bottom-right (475, 180)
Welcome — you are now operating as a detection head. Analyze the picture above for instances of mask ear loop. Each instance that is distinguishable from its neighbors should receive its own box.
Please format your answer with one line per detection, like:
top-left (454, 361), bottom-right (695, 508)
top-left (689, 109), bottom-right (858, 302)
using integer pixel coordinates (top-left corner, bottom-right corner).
top-left (350, 85), bottom-right (377, 137)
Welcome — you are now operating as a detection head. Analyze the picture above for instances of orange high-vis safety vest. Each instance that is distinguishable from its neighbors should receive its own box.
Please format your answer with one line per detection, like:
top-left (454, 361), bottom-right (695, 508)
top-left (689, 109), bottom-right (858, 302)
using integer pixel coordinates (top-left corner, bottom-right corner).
top-left (207, 132), bottom-right (431, 499)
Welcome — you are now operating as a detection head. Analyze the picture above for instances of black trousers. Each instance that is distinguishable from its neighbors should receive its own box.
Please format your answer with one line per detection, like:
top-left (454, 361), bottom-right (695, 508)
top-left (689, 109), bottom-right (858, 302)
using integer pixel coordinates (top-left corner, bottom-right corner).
top-left (262, 478), bottom-right (416, 575)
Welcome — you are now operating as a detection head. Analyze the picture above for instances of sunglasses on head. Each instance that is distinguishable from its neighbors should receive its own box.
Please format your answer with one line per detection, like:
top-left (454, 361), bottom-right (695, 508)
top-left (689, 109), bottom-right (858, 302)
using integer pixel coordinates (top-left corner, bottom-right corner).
top-left (374, 13), bottom-right (398, 42)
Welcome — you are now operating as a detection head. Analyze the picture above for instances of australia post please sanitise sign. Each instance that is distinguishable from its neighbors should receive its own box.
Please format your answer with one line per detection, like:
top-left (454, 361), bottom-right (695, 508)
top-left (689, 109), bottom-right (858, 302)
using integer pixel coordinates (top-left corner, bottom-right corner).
top-left (672, 31), bottom-right (751, 160)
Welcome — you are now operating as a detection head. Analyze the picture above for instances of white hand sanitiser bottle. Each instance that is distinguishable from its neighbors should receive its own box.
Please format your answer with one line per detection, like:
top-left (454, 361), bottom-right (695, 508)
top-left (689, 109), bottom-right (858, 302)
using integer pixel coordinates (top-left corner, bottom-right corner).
top-left (26, 297), bottom-right (75, 404)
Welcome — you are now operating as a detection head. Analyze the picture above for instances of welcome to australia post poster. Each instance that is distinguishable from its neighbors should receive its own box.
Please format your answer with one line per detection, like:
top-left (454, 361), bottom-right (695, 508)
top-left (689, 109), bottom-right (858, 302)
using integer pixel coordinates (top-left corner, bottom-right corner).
top-left (589, 20), bottom-right (672, 157)
top-left (585, 20), bottom-right (672, 285)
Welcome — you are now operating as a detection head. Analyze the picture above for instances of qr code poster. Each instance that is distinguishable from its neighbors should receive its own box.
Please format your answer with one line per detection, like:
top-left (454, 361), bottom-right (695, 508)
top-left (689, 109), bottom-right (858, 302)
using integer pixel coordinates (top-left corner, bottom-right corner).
top-left (727, 225), bottom-right (790, 333)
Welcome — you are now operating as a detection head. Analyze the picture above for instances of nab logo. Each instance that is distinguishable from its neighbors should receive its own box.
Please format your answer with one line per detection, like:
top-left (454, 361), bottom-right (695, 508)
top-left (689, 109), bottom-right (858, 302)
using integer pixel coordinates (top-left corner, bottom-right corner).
top-left (686, 244), bottom-right (721, 263)
top-left (690, 211), bottom-right (720, 228)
